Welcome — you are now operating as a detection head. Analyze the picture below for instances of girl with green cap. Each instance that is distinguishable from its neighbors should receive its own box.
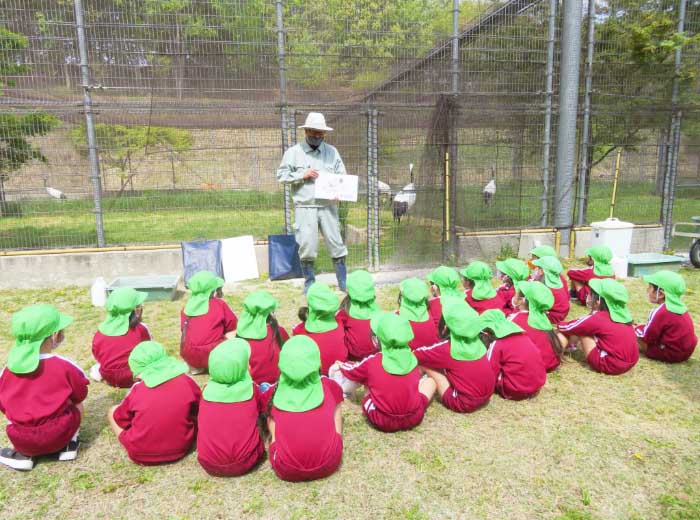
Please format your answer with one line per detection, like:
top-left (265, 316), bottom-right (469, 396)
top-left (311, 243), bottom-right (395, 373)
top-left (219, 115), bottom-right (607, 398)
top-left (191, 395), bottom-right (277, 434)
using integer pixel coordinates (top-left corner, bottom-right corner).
top-left (91, 287), bottom-right (150, 388)
top-left (426, 265), bottom-right (464, 328)
top-left (109, 341), bottom-right (202, 465)
top-left (481, 309), bottom-right (546, 400)
top-left (635, 270), bottom-right (697, 363)
top-left (494, 258), bottom-right (530, 315)
top-left (460, 261), bottom-right (507, 314)
top-left (557, 278), bottom-right (638, 375)
top-left (197, 339), bottom-right (265, 476)
top-left (236, 291), bottom-right (289, 385)
top-left (332, 312), bottom-right (436, 432)
top-left (509, 281), bottom-right (564, 372)
top-left (397, 277), bottom-right (441, 349)
top-left (413, 299), bottom-right (495, 413)
top-left (262, 336), bottom-right (344, 482)
top-left (531, 255), bottom-right (570, 324)
top-left (0, 304), bottom-right (87, 471)
top-left (566, 245), bottom-right (616, 304)
top-left (180, 270), bottom-right (238, 374)
top-left (337, 270), bottom-right (381, 360)
top-left (293, 282), bottom-right (347, 375)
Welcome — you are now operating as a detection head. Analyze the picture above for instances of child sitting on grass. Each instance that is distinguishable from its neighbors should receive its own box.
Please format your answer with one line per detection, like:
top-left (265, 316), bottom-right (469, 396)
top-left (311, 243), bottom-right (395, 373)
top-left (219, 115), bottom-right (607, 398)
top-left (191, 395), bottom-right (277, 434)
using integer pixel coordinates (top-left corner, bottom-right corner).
top-left (426, 265), bottom-right (463, 328)
top-left (495, 258), bottom-right (530, 315)
top-left (566, 245), bottom-right (615, 304)
top-left (397, 278), bottom-right (441, 350)
top-left (236, 291), bottom-right (288, 385)
top-left (91, 287), bottom-right (150, 387)
top-left (532, 255), bottom-right (570, 324)
top-left (0, 305), bottom-right (88, 471)
top-left (332, 313), bottom-right (436, 432)
top-left (180, 271), bottom-right (238, 374)
top-left (262, 336), bottom-right (344, 482)
top-left (557, 278), bottom-right (638, 375)
top-left (461, 261), bottom-right (507, 314)
top-left (635, 271), bottom-right (697, 363)
top-left (108, 341), bottom-right (201, 465)
top-left (197, 339), bottom-right (265, 477)
top-left (336, 270), bottom-right (381, 361)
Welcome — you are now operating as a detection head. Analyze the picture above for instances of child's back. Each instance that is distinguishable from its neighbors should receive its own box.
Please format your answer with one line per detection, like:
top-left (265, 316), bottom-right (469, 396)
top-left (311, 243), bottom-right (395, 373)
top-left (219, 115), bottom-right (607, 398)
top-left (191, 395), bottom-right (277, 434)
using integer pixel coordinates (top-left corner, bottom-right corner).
top-left (487, 333), bottom-right (546, 400)
top-left (92, 323), bottom-right (150, 387)
top-left (293, 321), bottom-right (347, 375)
top-left (180, 297), bottom-right (237, 368)
top-left (510, 312), bottom-right (560, 372)
top-left (637, 304), bottom-right (697, 363)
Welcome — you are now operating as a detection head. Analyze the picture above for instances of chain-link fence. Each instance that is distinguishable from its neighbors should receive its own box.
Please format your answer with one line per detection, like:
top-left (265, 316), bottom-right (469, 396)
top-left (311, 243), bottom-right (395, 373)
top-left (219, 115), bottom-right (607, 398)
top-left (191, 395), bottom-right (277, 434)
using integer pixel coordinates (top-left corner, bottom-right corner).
top-left (1, 0), bottom-right (699, 269)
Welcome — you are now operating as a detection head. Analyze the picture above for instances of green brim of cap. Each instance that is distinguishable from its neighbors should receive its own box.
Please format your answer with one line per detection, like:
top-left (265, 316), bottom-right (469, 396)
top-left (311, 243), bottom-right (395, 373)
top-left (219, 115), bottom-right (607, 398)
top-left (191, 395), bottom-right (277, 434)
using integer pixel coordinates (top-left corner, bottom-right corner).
top-left (7, 313), bottom-right (73, 374)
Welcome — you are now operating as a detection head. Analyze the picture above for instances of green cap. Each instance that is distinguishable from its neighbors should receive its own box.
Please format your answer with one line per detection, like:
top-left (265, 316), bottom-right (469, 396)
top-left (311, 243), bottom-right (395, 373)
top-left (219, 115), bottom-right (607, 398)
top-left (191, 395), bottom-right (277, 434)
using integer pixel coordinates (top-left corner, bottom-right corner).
top-left (589, 278), bottom-right (632, 323)
top-left (184, 271), bottom-right (225, 317)
top-left (98, 287), bottom-right (148, 337)
top-left (305, 282), bottom-right (339, 333)
top-left (643, 270), bottom-right (687, 314)
top-left (442, 299), bottom-right (486, 361)
top-left (495, 258), bottom-right (530, 283)
top-left (426, 266), bottom-right (463, 298)
top-left (273, 336), bottom-right (324, 412)
top-left (236, 291), bottom-right (278, 340)
top-left (346, 270), bottom-right (380, 320)
top-left (370, 312), bottom-right (417, 375)
top-left (481, 309), bottom-right (524, 338)
top-left (533, 256), bottom-right (564, 289)
top-left (460, 261), bottom-right (497, 301)
top-left (531, 245), bottom-right (557, 258)
top-left (128, 341), bottom-right (188, 388)
top-left (202, 338), bottom-right (254, 403)
top-left (8, 305), bottom-right (73, 374)
top-left (516, 281), bottom-right (554, 331)
top-left (399, 278), bottom-right (429, 322)
top-left (585, 245), bottom-right (615, 277)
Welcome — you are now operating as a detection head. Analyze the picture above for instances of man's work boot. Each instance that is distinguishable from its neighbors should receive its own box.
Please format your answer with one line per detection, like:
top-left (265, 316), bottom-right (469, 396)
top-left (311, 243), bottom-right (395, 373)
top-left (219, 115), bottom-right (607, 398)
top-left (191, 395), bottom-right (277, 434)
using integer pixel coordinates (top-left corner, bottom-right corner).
top-left (333, 256), bottom-right (347, 292)
top-left (301, 260), bottom-right (316, 294)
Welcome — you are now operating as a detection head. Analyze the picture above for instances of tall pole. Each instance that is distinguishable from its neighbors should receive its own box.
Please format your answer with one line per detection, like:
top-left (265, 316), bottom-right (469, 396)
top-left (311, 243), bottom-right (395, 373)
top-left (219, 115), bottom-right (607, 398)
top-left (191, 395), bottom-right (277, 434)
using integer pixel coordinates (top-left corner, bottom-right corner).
top-left (576, 0), bottom-right (596, 226)
top-left (73, 0), bottom-right (105, 247)
top-left (276, 0), bottom-right (292, 235)
top-left (448, 0), bottom-right (460, 261)
top-left (366, 110), bottom-right (374, 270)
top-left (372, 109), bottom-right (380, 271)
top-left (553, 0), bottom-right (583, 256)
top-left (540, 0), bottom-right (557, 227)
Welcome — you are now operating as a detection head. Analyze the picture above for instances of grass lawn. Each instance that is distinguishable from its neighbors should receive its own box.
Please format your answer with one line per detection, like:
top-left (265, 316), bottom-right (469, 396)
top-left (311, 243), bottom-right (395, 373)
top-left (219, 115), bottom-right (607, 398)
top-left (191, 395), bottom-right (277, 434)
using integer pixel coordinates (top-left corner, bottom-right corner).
top-left (0, 264), bottom-right (700, 519)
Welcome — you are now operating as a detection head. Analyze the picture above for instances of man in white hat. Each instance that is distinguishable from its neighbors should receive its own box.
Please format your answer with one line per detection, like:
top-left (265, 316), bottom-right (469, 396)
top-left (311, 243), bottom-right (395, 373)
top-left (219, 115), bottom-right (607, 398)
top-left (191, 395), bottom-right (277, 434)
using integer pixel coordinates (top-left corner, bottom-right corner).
top-left (276, 112), bottom-right (348, 293)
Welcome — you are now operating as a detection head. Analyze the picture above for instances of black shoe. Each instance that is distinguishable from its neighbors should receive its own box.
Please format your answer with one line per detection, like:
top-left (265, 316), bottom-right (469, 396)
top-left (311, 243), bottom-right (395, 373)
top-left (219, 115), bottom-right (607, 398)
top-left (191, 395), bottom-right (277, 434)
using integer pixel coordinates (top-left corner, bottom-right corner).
top-left (58, 439), bottom-right (80, 461)
top-left (0, 447), bottom-right (34, 471)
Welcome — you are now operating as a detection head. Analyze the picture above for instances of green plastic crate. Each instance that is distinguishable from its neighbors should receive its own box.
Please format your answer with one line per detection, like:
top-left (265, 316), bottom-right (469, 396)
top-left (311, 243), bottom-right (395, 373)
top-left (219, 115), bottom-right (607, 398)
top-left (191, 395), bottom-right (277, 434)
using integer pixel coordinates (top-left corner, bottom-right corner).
top-left (626, 253), bottom-right (684, 278)
top-left (107, 275), bottom-right (180, 302)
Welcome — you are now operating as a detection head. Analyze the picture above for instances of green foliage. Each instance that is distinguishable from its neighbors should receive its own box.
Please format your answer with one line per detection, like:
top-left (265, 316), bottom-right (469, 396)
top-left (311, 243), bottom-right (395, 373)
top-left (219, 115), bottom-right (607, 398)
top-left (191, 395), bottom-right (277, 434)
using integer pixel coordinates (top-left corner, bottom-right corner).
top-left (0, 26), bottom-right (29, 89)
top-left (0, 112), bottom-right (60, 178)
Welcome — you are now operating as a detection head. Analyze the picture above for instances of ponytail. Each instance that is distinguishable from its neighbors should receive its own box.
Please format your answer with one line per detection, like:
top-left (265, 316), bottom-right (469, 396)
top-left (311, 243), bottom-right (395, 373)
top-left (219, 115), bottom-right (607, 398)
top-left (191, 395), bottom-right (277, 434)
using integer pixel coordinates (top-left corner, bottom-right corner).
top-left (438, 316), bottom-right (449, 340)
top-left (340, 295), bottom-right (351, 313)
top-left (128, 310), bottom-right (141, 330)
top-left (546, 329), bottom-right (564, 359)
top-left (267, 314), bottom-right (285, 350)
top-left (297, 306), bottom-right (309, 323)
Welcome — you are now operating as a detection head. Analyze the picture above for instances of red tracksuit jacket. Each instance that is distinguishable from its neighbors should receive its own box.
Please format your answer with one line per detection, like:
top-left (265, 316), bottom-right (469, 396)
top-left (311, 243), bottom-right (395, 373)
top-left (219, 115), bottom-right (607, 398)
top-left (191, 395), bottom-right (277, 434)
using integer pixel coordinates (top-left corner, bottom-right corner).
top-left (180, 298), bottom-right (238, 369)
top-left (635, 303), bottom-right (697, 363)
top-left (292, 322), bottom-right (348, 375)
top-left (92, 323), bottom-right (151, 388)
top-left (465, 290), bottom-right (507, 314)
top-left (239, 325), bottom-right (289, 385)
top-left (566, 267), bottom-right (615, 302)
top-left (547, 284), bottom-right (571, 324)
top-left (336, 309), bottom-right (377, 361)
top-left (486, 333), bottom-right (547, 400)
top-left (509, 311), bottom-right (560, 372)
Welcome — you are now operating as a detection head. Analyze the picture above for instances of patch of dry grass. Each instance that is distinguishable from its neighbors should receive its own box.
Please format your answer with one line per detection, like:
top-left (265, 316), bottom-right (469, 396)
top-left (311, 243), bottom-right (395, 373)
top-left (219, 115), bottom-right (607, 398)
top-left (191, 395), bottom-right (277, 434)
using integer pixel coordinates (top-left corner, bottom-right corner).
top-left (0, 268), bottom-right (699, 519)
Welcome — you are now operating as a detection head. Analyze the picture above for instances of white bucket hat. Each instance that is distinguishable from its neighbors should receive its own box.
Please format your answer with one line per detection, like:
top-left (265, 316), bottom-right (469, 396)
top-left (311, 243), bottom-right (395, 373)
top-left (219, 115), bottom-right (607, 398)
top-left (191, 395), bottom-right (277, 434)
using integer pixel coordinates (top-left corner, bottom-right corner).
top-left (299, 112), bottom-right (333, 132)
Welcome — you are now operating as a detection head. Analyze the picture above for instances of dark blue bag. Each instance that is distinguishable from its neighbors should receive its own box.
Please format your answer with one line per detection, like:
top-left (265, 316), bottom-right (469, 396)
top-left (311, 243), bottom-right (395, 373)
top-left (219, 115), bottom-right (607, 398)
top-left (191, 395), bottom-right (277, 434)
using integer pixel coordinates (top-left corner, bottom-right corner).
top-left (268, 234), bottom-right (302, 281)
top-left (181, 238), bottom-right (223, 286)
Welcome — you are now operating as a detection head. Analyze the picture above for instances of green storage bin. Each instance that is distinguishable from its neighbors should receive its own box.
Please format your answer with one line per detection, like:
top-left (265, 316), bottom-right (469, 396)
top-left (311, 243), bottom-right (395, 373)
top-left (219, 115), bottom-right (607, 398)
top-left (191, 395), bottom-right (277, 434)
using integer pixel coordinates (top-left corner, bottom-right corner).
top-left (107, 275), bottom-right (180, 302)
top-left (626, 253), bottom-right (684, 278)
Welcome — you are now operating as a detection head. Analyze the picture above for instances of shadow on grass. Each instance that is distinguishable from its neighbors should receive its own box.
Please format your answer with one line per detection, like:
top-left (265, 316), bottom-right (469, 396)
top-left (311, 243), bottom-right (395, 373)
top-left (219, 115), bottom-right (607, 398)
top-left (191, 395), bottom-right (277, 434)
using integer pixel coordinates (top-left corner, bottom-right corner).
top-left (657, 357), bottom-right (700, 403)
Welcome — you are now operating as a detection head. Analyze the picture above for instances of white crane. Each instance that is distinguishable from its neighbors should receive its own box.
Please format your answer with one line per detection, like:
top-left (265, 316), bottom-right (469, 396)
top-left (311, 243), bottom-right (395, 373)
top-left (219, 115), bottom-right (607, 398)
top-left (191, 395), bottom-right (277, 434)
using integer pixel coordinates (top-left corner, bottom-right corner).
top-left (393, 163), bottom-right (416, 223)
top-left (43, 176), bottom-right (67, 200)
top-left (483, 177), bottom-right (496, 206)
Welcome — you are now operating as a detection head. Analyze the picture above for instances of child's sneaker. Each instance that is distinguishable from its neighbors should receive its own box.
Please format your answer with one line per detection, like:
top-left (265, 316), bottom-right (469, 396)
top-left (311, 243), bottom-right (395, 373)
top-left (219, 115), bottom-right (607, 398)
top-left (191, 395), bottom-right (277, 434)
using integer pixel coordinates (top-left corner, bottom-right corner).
top-left (189, 366), bottom-right (206, 376)
top-left (89, 363), bottom-right (103, 382)
top-left (58, 439), bottom-right (80, 461)
top-left (0, 448), bottom-right (34, 471)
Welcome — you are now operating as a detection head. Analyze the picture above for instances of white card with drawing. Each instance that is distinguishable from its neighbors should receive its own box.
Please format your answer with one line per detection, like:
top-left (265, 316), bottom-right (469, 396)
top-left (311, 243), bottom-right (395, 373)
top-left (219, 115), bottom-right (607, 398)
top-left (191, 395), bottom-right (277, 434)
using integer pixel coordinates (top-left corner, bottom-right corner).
top-left (314, 174), bottom-right (359, 202)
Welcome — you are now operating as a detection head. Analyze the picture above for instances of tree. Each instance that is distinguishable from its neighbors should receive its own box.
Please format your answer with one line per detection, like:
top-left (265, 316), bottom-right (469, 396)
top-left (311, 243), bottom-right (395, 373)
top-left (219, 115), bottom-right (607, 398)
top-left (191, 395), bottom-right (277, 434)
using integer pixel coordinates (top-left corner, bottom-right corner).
top-left (0, 26), bottom-right (60, 216)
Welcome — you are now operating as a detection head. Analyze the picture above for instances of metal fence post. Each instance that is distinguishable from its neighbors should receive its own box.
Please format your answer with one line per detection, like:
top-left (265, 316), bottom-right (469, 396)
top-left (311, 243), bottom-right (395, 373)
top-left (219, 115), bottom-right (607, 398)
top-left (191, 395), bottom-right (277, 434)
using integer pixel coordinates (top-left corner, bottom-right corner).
top-left (366, 109), bottom-right (374, 270)
top-left (553, 0), bottom-right (583, 256)
top-left (73, 0), bottom-right (105, 247)
top-left (372, 109), bottom-right (380, 271)
top-left (448, 0), bottom-right (460, 262)
top-left (540, 0), bottom-right (557, 227)
top-left (275, 0), bottom-right (292, 235)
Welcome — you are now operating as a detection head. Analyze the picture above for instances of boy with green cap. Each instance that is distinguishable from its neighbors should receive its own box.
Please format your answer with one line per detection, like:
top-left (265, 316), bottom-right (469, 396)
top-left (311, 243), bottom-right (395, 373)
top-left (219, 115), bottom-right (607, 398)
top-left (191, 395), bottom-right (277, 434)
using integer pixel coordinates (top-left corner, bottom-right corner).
top-left (531, 255), bottom-right (570, 324)
top-left (397, 277), bottom-right (441, 349)
top-left (635, 271), bottom-right (697, 363)
top-left (109, 341), bottom-right (201, 465)
top-left (197, 339), bottom-right (265, 476)
top-left (236, 291), bottom-right (289, 385)
top-left (293, 282), bottom-right (347, 375)
top-left (337, 270), bottom-right (381, 360)
top-left (495, 258), bottom-right (530, 315)
top-left (262, 336), bottom-right (344, 482)
top-left (482, 309), bottom-right (546, 400)
top-left (426, 265), bottom-right (463, 328)
top-left (180, 270), bottom-right (238, 373)
top-left (0, 305), bottom-right (88, 471)
top-left (566, 245), bottom-right (616, 304)
top-left (509, 281), bottom-right (564, 372)
top-left (461, 261), bottom-right (507, 314)
top-left (557, 278), bottom-right (638, 375)
top-left (414, 299), bottom-right (495, 413)
top-left (91, 287), bottom-right (150, 387)
top-left (334, 313), bottom-right (436, 432)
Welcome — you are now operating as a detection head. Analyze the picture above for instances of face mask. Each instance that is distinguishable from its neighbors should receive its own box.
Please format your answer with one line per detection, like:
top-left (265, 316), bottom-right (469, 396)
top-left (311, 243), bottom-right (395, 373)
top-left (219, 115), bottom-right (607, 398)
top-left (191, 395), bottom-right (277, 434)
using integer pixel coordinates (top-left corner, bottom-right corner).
top-left (306, 136), bottom-right (323, 149)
